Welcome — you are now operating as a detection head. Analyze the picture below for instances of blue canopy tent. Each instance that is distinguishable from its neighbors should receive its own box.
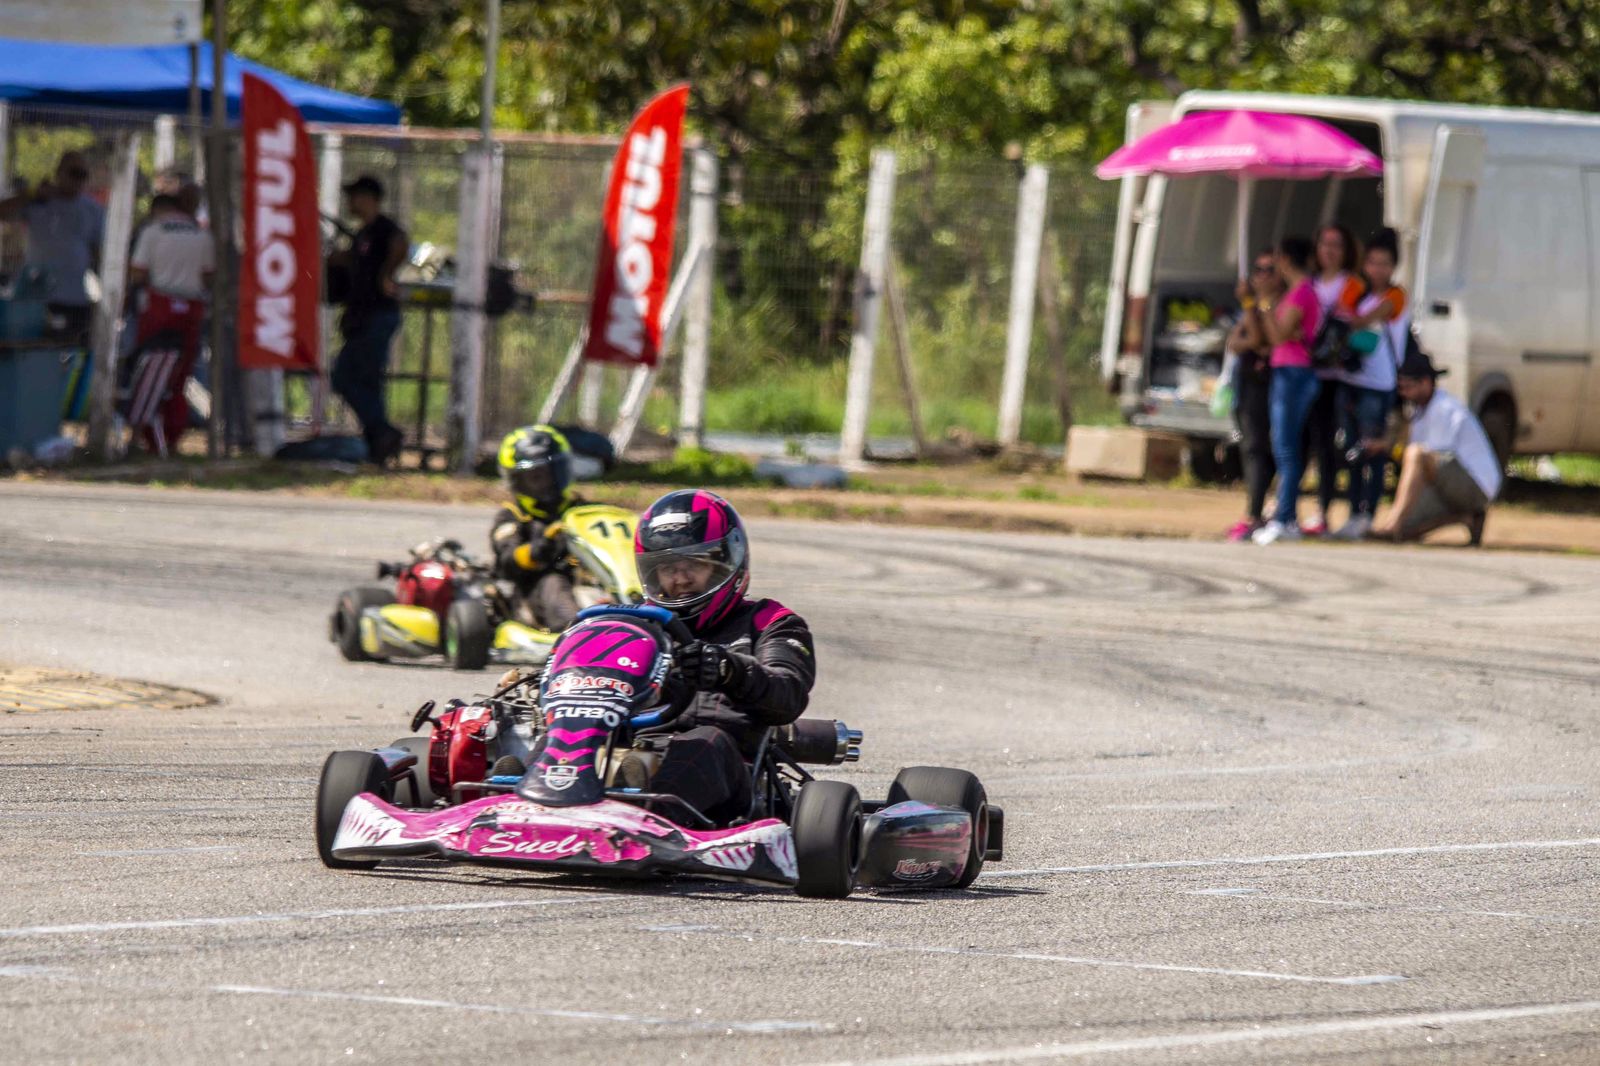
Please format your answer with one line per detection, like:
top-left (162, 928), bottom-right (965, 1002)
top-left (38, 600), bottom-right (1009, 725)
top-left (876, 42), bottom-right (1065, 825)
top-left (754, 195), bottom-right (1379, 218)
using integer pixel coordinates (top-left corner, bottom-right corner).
top-left (0, 39), bottom-right (400, 125)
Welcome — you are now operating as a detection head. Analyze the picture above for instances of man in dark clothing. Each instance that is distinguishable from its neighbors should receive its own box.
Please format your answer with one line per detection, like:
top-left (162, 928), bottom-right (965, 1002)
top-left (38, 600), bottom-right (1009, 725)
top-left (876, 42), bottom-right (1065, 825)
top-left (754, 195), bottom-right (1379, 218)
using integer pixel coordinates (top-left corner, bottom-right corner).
top-left (623, 489), bottom-right (816, 823)
top-left (490, 425), bottom-right (581, 632)
top-left (329, 175), bottom-right (407, 465)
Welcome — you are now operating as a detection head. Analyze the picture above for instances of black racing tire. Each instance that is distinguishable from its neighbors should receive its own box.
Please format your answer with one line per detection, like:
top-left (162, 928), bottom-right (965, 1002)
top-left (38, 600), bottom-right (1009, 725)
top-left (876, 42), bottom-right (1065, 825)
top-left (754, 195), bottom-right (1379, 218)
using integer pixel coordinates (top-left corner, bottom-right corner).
top-left (887, 766), bottom-right (989, 889)
top-left (445, 597), bottom-right (492, 671)
top-left (389, 736), bottom-right (437, 808)
top-left (316, 750), bottom-right (390, 870)
top-left (792, 780), bottom-right (862, 899)
top-left (1186, 437), bottom-right (1233, 484)
top-left (333, 586), bottom-right (394, 662)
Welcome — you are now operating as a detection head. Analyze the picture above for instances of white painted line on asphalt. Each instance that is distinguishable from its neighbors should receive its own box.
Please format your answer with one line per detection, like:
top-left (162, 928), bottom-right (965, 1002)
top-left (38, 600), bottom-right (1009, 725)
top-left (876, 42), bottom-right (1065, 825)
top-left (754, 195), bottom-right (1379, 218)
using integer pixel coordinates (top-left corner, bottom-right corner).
top-left (987, 837), bottom-right (1600, 878)
top-left (80, 845), bottom-right (238, 857)
top-left (1185, 887), bottom-right (1600, 924)
top-left (216, 984), bottom-right (831, 1033)
top-left (641, 925), bottom-right (1404, 987)
top-left (796, 999), bottom-right (1600, 1065)
top-left (0, 896), bottom-right (617, 939)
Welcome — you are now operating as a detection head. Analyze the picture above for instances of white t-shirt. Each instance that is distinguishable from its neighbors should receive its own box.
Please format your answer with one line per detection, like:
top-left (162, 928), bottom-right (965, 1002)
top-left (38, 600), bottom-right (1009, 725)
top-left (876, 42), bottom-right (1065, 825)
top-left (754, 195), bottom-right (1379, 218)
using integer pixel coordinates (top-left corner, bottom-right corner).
top-left (130, 213), bottom-right (213, 300)
top-left (23, 195), bottom-right (105, 306)
top-left (1340, 290), bottom-right (1408, 392)
top-left (1409, 388), bottom-right (1502, 499)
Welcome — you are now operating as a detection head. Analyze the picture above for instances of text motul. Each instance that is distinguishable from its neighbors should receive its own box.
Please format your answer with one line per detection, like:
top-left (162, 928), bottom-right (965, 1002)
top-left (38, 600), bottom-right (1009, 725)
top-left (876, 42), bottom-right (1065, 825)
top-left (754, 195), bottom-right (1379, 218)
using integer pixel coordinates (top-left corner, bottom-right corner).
top-left (251, 120), bottom-right (299, 357)
top-left (602, 127), bottom-right (669, 357)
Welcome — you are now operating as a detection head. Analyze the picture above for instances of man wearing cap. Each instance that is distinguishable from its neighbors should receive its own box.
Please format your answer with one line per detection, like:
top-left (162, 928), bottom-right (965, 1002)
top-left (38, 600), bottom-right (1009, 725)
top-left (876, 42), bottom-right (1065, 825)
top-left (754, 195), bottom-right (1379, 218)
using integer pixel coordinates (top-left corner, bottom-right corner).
top-left (0, 150), bottom-right (105, 343)
top-left (329, 174), bottom-right (407, 465)
top-left (1371, 347), bottom-right (1501, 545)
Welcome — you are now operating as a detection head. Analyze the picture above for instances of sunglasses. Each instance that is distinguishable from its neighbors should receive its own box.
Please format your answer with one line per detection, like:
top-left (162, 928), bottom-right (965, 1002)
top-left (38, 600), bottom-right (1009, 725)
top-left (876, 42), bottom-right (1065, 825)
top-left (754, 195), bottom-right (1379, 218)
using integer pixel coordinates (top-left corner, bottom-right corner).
top-left (62, 167), bottom-right (88, 180)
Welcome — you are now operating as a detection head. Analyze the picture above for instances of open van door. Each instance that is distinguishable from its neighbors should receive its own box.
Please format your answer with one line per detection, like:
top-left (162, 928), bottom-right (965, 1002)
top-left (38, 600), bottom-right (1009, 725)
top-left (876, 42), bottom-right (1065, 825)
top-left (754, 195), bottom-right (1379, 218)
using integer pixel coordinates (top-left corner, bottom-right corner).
top-left (1100, 101), bottom-right (1174, 387)
top-left (1412, 126), bottom-right (1486, 383)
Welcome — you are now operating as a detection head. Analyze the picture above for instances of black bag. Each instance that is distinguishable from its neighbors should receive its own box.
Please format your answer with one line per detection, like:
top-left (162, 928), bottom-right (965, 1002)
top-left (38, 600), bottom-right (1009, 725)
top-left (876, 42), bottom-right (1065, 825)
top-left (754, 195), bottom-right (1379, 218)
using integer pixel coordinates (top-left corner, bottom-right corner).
top-left (1309, 288), bottom-right (1356, 371)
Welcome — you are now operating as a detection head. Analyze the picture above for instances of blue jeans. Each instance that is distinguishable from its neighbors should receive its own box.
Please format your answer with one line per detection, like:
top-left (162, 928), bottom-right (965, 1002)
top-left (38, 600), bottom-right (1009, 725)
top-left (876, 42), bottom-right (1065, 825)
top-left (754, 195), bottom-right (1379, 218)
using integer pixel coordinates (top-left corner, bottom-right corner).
top-left (331, 306), bottom-right (402, 440)
top-left (1268, 366), bottom-right (1321, 526)
top-left (1342, 385), bottom-right (1393, 517)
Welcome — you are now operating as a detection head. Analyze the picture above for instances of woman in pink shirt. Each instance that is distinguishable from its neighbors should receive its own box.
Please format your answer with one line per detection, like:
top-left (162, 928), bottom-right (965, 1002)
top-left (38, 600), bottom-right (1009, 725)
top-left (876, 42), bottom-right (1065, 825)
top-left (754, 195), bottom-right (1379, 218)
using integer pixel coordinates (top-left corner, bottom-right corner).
top-left (1248, 235), bottom-right (1321, 544)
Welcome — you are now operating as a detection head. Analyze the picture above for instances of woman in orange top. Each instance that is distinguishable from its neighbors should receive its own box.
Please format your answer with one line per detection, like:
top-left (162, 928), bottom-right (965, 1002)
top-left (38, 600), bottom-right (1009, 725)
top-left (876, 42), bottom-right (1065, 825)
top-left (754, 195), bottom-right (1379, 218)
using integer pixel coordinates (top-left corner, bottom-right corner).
top-left (1333, 228), bottom-right (1408, 539)
top-left (1302, 224), bottom-right (1365, 536)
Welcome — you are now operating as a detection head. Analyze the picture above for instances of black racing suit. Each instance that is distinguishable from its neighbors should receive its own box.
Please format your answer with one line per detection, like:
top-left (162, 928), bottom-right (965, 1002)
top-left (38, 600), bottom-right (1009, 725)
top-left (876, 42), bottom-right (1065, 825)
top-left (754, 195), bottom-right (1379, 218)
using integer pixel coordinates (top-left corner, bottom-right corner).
top-left (645, 598), bottom-right (816, 823)
top-left (488, 503), bottom-right (580, 632)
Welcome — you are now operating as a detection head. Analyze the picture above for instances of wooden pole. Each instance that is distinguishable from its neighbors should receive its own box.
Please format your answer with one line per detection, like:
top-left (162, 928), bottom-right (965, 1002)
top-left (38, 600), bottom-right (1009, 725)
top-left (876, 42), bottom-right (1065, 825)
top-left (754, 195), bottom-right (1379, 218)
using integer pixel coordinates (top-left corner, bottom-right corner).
top-left (884, 255), bottom-right (926, 459)
top-left (206, 3), bottom-right (230, 458)
top-left (1036, 226), bottom-right (1072, 438)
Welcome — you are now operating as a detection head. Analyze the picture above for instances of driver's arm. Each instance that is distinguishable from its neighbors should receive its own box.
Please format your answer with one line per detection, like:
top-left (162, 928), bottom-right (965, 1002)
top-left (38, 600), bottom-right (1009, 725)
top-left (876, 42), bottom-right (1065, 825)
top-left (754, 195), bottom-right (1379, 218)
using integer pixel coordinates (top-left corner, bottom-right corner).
top-left (721, 614), bottom-right (816, 726)
top-left (490, 506), bottom-right (538, 574)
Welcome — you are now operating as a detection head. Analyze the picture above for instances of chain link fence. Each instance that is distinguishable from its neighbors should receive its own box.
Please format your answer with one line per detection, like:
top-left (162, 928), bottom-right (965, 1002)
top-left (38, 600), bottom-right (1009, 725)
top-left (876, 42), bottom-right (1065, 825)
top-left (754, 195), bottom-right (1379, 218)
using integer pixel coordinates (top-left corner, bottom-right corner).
top-left (3, 100), bottom-right (1123, 459)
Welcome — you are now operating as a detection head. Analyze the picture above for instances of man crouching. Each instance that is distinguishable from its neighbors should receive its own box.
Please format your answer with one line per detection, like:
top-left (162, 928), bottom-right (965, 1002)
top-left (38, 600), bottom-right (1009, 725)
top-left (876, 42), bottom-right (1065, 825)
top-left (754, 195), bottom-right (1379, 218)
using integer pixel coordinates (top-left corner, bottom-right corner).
top-left (1372, 348), bottom-right (1502, 546)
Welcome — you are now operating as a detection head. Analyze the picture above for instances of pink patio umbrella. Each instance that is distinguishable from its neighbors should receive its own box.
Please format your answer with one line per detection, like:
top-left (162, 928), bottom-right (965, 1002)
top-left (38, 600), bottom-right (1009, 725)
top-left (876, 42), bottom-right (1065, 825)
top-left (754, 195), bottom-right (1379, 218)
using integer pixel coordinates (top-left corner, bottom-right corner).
top-left (1096, 109), bottom-right (1383, 279)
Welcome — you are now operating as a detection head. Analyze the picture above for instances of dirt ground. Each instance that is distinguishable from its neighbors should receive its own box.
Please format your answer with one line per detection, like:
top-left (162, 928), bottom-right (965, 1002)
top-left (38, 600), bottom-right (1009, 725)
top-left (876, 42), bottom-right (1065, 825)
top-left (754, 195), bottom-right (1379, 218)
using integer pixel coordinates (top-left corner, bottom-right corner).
top-left (17, 456), bottom-right (1600, 555)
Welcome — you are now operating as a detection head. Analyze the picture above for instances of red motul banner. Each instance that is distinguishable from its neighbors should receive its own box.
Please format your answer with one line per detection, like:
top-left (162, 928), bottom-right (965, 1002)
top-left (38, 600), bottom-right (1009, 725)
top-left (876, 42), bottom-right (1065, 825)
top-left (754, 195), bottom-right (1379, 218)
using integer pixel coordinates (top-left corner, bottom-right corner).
top-left (582, 85), bottom-right (690, 368)
top-left (239, 72), bottom-right (320, 371)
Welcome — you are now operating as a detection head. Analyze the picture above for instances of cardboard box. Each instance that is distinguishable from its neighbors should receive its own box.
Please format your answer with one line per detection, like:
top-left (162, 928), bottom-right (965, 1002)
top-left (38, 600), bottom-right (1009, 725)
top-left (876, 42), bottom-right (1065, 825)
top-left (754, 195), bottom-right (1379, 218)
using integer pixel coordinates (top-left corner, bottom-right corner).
top-left (1064, 425), bottom-right (1185, 481)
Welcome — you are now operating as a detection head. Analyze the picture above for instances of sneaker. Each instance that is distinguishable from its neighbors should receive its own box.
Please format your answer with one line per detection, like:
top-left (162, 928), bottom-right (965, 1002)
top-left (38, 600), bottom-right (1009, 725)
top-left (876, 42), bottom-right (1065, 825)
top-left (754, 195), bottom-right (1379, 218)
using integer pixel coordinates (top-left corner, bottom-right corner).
top-left (1332, 515), bottom-right (1372, 541)
top-left (1225, 520), bottom-right (1259, 542)
top-left (612, 751), bottom-right (652, 790)
top-left (1300, 515), bottom-right (1329, 537)
top-left (1252, 520), bottom-right (1302, 545)
top-left (489, 755), bottom-right (526, 779)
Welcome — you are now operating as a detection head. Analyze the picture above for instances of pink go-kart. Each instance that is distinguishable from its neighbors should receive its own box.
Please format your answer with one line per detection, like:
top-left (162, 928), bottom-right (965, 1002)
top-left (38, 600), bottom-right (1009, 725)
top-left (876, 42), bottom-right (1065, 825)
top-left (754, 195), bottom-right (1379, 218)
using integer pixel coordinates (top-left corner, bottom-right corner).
top-left (314, 605), bottom-right (1003, 897)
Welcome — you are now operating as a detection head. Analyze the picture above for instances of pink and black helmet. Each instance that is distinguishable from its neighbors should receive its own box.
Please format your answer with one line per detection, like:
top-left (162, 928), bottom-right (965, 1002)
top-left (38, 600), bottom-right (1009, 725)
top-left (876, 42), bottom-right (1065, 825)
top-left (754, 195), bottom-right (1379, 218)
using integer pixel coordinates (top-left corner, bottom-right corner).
top-left (634, 490), bottom-right (749, 632)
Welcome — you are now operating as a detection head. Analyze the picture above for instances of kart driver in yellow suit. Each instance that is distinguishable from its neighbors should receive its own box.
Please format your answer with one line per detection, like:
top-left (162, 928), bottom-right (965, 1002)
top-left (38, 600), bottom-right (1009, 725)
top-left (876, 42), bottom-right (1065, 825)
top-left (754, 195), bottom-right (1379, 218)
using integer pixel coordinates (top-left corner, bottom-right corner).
top-left (490, 425), bottom-right (581, 634)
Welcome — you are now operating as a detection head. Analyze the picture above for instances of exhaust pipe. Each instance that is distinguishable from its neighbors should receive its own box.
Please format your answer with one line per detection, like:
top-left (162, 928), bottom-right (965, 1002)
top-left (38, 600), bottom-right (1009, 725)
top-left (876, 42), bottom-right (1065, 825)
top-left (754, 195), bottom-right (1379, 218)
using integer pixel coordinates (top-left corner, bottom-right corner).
top-left (782, 719), bottom-right (864, 765)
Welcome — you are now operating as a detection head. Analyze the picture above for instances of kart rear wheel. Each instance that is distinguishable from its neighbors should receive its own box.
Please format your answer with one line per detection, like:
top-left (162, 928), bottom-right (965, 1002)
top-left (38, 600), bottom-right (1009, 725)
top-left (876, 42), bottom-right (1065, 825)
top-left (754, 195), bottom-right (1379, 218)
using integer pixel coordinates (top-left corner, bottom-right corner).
top-left (316, 750), bottom-right (389, 870)
top-left (792, 780), bottom-right (862, 899)
top-left (887, 766), bottom-right (989, 888)
top-left (333, 586), bottom-right (393, 662)
top-left (445, 598), bottom-right (491, 671)
top-left (389, 736), bottom-right (437, 808)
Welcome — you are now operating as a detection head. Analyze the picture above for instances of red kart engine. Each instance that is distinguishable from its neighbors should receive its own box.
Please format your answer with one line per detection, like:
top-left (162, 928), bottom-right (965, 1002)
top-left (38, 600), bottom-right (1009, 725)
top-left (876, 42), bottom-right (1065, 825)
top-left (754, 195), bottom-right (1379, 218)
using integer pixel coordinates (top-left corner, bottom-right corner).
top-left (428, 701), bottom-right (491, 801)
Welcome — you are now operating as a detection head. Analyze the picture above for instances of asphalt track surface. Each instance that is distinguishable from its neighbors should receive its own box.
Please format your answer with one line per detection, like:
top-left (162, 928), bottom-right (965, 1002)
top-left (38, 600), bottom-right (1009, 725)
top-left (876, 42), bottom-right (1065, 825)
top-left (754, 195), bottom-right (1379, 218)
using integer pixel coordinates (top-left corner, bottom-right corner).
top-left (3, 482), bottom-right (1599, 1065)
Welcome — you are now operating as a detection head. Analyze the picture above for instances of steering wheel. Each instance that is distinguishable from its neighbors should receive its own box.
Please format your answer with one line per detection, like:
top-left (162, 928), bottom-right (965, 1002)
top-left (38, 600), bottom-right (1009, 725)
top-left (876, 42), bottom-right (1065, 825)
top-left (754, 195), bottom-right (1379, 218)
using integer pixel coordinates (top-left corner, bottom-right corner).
top-left (573, 604), bottom-right (695, 730)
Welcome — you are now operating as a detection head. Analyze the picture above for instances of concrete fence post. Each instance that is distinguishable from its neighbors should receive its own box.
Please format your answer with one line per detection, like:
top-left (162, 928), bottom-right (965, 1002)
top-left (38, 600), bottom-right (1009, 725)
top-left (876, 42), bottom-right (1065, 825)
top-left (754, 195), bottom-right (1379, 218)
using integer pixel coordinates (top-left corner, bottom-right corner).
top-left (677, 147), bottom-right (718, 448)
top-left (998, 163), bottom-right (1049, 448)
top-left (449, 141), bottom-right (503, 472)
top-left (839, 148), bottom-right (896, 468)
top-left (314, 134), bottom-right (343, 428)
top-left (87, 132), bottom-right (140, 460)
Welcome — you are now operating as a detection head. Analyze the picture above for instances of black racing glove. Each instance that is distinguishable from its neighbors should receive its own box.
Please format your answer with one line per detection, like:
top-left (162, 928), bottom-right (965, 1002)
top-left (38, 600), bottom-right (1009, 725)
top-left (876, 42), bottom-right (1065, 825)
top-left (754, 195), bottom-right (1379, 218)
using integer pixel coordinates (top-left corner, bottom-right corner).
top-left (675, 641), bottom-right (744, 693)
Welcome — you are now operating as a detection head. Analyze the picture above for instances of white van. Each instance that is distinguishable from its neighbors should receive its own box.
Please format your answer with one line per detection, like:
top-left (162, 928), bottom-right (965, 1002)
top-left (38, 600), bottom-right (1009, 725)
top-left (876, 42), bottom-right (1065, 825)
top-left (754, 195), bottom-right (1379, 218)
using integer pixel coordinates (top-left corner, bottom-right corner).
top-left (1101, 90), bottom-right (1600, 477)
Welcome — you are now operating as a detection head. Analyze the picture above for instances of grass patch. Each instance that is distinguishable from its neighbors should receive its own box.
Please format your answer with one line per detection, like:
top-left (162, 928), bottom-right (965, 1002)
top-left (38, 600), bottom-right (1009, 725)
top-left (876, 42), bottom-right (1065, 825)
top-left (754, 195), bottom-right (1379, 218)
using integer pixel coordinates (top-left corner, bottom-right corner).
top-left (615, 447), bottom-right (760, 486)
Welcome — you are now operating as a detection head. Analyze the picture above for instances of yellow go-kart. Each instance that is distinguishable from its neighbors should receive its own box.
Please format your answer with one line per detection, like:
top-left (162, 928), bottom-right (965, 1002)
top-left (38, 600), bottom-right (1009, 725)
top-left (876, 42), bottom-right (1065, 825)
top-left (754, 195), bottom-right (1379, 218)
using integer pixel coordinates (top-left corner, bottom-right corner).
top-left (329, 504), bottom-right (644, 671)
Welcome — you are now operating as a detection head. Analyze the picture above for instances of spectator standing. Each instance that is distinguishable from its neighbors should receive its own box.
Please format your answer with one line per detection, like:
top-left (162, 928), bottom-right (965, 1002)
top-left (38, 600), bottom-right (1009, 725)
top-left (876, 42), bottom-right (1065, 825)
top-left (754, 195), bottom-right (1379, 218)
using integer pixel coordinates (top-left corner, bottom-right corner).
top-left (128, 190), bottom-right (213, 452)
top-left (1224, 250), bottom-right (1284, 541)
top-left (1371, 349), bottom-right (1500, 545)
top-left (0, 150), bottom-right (105, 343)
top-left (1302, 224), bottom-right (1365, 535)
top-left (328, 175), bottom-right (407, 466)
top-left (1251, 235), bottom-right (1322, 545)
top-left (1332, 228), bottom-right (1407, 540)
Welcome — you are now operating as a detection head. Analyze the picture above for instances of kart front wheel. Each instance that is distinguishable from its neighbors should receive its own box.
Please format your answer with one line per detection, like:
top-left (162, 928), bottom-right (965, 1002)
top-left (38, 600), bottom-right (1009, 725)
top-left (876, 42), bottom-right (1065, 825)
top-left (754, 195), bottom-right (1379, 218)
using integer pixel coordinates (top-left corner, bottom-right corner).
top-left (389, 736), bottom-right (437, 808)
top-left (445, 598), bottom-right (491, 670)
top-left (887, 766), bottom-right (989, 888)
top-left (316, 750), bottom-right (389, 870)
top-left (792, 780), bottom-right (862, 899)
top-left (332, 586), bottom-right (393, 662)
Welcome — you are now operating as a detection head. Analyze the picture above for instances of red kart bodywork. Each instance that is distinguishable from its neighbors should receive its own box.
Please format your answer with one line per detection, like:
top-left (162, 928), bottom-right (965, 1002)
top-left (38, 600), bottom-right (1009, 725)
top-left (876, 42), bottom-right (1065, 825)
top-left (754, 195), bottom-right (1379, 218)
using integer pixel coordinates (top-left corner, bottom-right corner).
top-left (394, 560), bottom-right (457, 617)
